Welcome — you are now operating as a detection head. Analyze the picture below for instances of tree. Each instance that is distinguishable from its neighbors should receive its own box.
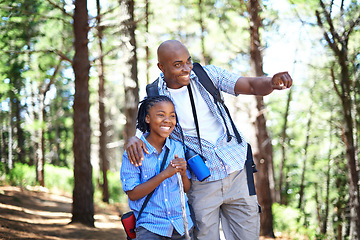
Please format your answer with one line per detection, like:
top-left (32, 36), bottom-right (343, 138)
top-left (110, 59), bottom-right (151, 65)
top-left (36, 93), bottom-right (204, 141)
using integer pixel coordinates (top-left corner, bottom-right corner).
top-left (0, 0), bottom-right (34, 169)
top-left (119, 0), bottom-right (139, 146)
top-left (197, 0), bottom-right (211, 65)
top-left (297, 101), bottom-right (312, 210)
top-left (95, 0), bottom-right (110, 204)
top-left (278, 88), bottom-right (292, 205)
top-left (246, 0), bottom-right (275, 237)
top-left (71, 0), bottom-right (94, 227)
top-left (144, 0), bottom-right (151, 84)
top-left (36, 61), bottom-right (63, 186)
top-left (315, 1), bottom-right (360, 238)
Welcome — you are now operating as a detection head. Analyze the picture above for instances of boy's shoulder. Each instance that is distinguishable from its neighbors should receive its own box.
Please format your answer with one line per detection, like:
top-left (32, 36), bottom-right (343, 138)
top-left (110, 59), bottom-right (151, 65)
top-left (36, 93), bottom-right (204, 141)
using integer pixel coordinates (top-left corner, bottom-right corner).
top-left (167, 138), bottom-right (183, 147)
top-left (167, 138), bottom-right (185, 155)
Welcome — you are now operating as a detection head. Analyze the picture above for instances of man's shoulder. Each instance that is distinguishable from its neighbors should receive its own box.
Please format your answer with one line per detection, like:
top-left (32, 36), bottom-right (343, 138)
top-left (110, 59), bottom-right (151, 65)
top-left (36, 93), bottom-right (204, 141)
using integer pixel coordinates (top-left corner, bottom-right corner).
top-left (202, 64), bottom-right (229, 75)
top-left (201, 64), bottom-right (222, 70)
top-left (194, 64), bottom-right (226, 84)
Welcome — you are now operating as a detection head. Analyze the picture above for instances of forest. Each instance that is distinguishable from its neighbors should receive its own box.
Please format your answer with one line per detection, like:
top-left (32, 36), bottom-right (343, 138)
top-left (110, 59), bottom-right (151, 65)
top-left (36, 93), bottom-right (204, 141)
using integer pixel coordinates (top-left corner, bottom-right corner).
top-left (0, 0), bottom-right (359, 239)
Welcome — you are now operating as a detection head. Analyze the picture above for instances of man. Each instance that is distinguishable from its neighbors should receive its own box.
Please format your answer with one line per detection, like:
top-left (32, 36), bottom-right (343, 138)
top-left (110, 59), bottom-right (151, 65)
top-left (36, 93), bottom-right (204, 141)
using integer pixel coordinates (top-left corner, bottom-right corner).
top-left (126, 40), bottom-right (292, 240)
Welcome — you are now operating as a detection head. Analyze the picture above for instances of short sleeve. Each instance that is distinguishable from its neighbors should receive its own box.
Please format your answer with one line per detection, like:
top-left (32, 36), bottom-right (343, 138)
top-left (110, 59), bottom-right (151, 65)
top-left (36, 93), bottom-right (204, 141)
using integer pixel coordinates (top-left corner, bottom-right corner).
top-left (203, 65), bottom-right (240, 96)
top-left (120, 151), bottom-right (141, 192)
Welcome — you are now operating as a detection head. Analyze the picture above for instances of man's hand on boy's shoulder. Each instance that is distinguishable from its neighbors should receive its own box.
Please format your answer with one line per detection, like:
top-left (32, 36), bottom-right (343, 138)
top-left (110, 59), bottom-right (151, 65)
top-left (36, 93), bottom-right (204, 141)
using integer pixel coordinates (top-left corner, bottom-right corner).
top-left (126, 136), bottom-right (149, 166)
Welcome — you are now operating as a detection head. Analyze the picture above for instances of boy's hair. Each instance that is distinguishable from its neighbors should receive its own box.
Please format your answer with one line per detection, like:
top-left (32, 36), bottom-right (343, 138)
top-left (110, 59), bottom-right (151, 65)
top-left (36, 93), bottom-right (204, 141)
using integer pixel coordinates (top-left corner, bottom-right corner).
top-left (137, 95), bottom-right (174, 133)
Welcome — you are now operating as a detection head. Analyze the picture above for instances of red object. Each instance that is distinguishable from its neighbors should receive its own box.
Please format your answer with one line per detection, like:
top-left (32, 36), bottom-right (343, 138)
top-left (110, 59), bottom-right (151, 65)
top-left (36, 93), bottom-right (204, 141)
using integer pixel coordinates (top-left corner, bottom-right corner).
top-left (121, 211), bottom-right (136, 239)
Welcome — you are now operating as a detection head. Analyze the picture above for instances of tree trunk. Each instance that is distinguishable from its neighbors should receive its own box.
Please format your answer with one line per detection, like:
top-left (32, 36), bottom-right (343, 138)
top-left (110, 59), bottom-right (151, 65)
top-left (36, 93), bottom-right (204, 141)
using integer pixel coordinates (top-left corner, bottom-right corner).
top-left (96, 0), bottom-right (109, 203)
top-left (120, 0), bottom-right (139, 146)
top-left (14, 96), bottom-right (25, 164)
top-left (322, 113), bottom-right (333, 235)
top-left (145, 0), bottom-right (150, 84)
top-left (30, 87), bottom-right (37, 167)
top-left (8, 89), bottom-right (23, 168)
top-left (278, 89), bottom-right (291, 204)
top-left (316, 2), bottom-right (360, 237)
top-left (198, 0), bottom-right (209, 65)
top-left (8, 101), bottom-right (13, 170)
top-left (314, 182), bottom-right (322, 227)
top-left (254, 96), bottom-right (275, 238)
top-left (298, 104), bottom-right (312, 210)
top-left (71, 0), bottom-right (94, 227)
top-left (248, 0), bottom-right (275, 237)
top-left (37, 96), bottom-right (45, 187)
top-left (54, 111), bottom-right (61, 166)
top-left (342, 76), bottom-right (360, 240)
top-left (334, 160), bottom-right (346, 240)
top-left (0, 127), bottom-right (5, 169)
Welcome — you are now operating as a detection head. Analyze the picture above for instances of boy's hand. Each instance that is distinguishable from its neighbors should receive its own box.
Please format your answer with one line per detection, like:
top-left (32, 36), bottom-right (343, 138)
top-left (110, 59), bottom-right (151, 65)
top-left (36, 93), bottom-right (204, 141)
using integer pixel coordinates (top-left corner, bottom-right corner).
top-left (162, 155), bottom-right (187, 178)
top-left (171, 155), bottom-right (187, 176)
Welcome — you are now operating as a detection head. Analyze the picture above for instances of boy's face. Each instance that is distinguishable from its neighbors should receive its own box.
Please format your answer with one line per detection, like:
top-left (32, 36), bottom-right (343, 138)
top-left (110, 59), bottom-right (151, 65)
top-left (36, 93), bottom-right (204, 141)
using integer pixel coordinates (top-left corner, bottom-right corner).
top-left (145, 101), bottom-right (176, 139)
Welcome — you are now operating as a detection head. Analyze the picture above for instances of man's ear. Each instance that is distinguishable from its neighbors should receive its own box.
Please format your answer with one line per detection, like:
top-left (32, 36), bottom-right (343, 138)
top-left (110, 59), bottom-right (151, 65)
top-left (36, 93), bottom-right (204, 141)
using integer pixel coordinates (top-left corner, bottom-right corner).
top-left (157, 62), bottom-right (163, 72)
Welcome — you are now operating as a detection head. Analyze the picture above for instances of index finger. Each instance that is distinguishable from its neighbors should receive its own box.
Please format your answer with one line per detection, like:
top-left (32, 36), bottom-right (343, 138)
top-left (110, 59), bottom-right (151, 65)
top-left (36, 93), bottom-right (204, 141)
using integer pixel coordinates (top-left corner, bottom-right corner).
top-left (280, 72), bottom-right (292, 88)
top-left (132, 142), bottom-right (147, 166)
top-left (285, 74), bottom-right (293, 88)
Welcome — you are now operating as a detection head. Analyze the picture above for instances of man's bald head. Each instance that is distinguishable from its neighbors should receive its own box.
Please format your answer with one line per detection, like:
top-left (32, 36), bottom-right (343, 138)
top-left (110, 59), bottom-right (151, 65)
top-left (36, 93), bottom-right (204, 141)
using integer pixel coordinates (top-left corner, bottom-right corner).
top-left (156, 40), bottom-right (193, 89)
top-left (157, 40), bottom-right (188, 64)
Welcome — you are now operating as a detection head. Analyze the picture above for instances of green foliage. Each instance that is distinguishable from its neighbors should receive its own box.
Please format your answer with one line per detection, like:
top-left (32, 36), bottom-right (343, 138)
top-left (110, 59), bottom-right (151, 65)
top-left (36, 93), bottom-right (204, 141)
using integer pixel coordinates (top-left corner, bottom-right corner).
top-left (44, 164), bottom-right (74, 194)
top-left (93, 170), bottom-right (126, 204)
top-left (272, 203), bottom-right (317, 239)
top-left (4, 163), bottom-right (37, 187)
top-left (107, 170), bottom-right (125, 203)
top-left (1, 163), bottom-right (126, 204)
top-left (273, 203), bottom-right (301, 231)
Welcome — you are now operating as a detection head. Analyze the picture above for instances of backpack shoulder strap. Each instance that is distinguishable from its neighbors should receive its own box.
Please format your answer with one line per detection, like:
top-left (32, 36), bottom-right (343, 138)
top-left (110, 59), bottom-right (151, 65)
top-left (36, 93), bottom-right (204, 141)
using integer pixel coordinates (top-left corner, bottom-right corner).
top-left (192, 62), bottom-right (242, 144)
top-left (192, 62), bottom-right (222, 103)
top-left (146, 78), bottom-right (159, 97)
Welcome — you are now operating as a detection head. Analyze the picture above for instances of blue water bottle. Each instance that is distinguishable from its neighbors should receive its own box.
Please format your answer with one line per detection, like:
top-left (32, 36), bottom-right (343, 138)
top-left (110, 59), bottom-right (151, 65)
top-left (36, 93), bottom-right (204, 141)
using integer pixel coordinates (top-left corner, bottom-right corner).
top-left (185, 149), bottom-right (211, 181)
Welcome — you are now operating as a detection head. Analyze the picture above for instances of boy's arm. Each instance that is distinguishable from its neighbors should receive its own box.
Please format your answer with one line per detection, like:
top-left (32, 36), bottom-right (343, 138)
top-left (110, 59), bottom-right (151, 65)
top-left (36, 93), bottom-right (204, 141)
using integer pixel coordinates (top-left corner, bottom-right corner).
top-left (126, 162), bottom-right (178, 201)
top-left (126, 171), bottom-right (167, 201)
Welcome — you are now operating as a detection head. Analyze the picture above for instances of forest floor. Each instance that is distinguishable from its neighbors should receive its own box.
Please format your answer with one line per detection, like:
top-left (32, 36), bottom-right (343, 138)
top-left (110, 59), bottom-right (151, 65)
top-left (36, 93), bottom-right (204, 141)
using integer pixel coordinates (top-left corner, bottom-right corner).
top-left (0, 186), bottom-right (128, 240)
top-left (0, 185), bottom-right (297, 240)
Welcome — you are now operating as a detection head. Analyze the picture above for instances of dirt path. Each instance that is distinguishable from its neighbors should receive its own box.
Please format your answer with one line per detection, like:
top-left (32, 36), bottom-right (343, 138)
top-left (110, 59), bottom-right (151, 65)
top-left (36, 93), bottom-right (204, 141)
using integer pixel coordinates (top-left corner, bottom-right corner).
top-left (0, 186), bottom-right (128, 240)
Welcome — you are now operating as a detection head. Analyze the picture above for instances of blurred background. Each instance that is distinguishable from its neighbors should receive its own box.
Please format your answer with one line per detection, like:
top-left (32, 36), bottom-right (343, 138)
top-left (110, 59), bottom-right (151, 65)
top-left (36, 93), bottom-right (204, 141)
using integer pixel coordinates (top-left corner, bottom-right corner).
top-left (0, 0), bottom-right (359, 239)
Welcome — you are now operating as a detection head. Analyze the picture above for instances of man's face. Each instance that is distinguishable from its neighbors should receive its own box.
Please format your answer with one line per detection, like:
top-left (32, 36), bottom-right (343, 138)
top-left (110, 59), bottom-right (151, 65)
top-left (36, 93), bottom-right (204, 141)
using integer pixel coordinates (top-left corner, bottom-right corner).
top-left (158, 46), bottom-right (193, 89)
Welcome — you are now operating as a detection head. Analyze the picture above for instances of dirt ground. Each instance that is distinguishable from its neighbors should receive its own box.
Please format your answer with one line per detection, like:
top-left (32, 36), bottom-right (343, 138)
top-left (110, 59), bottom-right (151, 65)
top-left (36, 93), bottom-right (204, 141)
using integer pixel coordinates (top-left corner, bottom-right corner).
top-left (0, 186), bottom-right (299, 240)
top-left (0, 186), bottom-right (128, 240)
